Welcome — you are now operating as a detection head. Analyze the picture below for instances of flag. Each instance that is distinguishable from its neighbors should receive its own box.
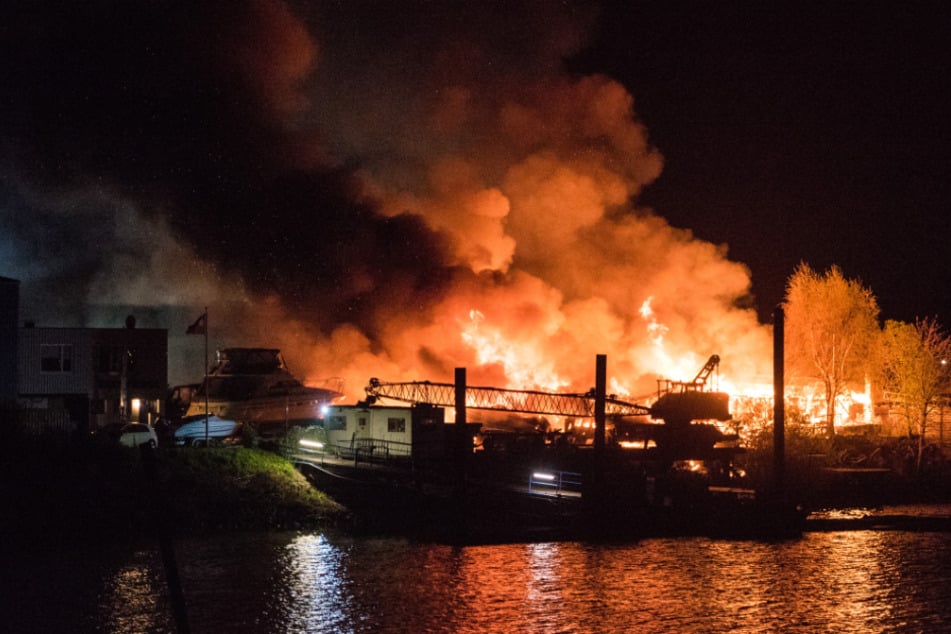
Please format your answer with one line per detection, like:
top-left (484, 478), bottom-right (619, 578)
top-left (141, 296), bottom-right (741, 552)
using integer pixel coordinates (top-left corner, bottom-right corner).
top-left (186, 312), bottom-right (207, 335)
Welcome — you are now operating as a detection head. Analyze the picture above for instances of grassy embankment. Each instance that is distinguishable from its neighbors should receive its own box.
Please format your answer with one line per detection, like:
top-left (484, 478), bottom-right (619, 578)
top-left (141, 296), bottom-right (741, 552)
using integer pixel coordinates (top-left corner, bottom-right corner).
top-left (5, 421), bottom-right (951, 553)
top-left (0, 427), bottom-right (348, 549)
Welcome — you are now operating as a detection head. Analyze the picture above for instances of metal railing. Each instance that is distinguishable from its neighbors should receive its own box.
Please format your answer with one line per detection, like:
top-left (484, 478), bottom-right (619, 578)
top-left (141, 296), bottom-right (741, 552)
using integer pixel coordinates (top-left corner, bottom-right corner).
top-left (304, 437), bottom-right (413, 464)
top-left (292, 436), bottom-right (415, 473)
top-left (528, 469), bottom-right (583, 498)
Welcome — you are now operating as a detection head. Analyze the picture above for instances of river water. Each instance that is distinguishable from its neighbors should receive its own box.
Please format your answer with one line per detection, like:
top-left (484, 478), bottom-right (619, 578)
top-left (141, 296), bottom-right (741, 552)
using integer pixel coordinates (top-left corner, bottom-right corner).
top-left (8, 506), bottom-right (951, 633)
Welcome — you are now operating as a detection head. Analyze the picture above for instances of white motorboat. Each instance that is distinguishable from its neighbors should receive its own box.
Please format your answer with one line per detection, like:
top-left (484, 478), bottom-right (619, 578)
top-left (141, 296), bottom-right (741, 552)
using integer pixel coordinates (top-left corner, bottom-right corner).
top-left (183, 348), bottom-right (342, 430)
top-left (173, 414), bottom-right (240, 446)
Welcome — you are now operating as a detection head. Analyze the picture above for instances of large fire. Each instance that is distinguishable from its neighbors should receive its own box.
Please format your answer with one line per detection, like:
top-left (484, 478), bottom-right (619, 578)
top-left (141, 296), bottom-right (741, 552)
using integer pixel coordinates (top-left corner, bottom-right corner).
top-left (112, 3), bottom-right (776, 411)
top-left (3, 2), bottom-right (873, 434)
top-left (461, 309), bottom-right (568, 392)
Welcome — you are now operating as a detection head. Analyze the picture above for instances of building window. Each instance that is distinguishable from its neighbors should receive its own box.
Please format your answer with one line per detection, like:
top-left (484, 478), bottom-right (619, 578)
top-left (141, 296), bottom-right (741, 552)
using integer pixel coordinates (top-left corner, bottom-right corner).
top-left (40, 344), bottom-right (73, 373)
top-left (96, 345), bottom-right (125, 373)
top-left (326, 415), bottom-right (347, 431)
top-left (358, 416), bottom-right (367, 429)
top-left (387, 417), bottom-right (406, 433)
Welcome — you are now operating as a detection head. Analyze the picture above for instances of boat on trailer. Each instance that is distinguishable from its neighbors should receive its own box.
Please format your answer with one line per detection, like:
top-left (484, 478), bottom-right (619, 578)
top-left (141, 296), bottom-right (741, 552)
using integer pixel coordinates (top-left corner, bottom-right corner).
top-left (183, 348), bottom-right (342, 437)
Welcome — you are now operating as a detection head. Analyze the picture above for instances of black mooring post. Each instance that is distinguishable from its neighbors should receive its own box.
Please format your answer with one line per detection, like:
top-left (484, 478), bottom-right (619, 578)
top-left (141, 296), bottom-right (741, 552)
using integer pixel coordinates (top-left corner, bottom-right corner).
top-left (594, 354), bottom-right (607, 458)
top-left (592, 355), bottom-right (607, 513)
top-left (773, 306), bottom-right (786, 498)
top-left (452, 368), bottom-right (472, 472)
top-left (455, 367), bottom-right (467, 429)
top-left (140, 443), bottom-right (190, 633)
top-left (453, 367), bottom-right (468, 501)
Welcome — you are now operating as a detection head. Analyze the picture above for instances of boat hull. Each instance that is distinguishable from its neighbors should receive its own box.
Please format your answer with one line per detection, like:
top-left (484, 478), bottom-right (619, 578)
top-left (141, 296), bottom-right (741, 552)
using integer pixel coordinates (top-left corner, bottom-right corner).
top-left (292, 451), bottom-right (805, 543)
top-left (180, 347), bottom-right (342, 432)
top-left (174, 416), bottom-right (240, 446)
top-left (193, 396), bottom-right (327, 426)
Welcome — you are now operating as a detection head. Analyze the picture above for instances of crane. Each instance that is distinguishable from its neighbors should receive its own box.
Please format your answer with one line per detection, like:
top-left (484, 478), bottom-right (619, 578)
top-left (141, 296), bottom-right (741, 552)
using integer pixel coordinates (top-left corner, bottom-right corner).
top-left (691, 354), bottom-right (720, 389)
top-left (649, 355), bottom-right (730, 426)
top-left (364, 354), bottom-right (730, 425)
top-left (363, 356), bottom-right (735, 465)
top-left (655, 354), bottom-right (720, 396)
top-left (364, 377), bottom-right (651, 418)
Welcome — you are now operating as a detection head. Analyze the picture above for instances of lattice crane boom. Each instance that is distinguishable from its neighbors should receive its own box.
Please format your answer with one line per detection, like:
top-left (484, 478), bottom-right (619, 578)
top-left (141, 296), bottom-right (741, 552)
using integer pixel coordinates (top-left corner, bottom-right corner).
top-left (692, 354), bottom-right (720, 389)
top-left (364, 378), bottom-right (651, 418)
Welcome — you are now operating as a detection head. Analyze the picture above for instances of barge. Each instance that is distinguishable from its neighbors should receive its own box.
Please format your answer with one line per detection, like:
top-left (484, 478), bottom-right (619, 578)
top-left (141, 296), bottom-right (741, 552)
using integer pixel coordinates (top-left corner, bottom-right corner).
top-left (289, 395), bottom-right (804, 542)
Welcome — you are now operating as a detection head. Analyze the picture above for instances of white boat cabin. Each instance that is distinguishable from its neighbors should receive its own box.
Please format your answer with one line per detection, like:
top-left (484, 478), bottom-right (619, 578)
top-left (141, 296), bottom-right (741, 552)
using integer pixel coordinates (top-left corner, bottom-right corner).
top-left (323, 405), bottom-right (411, 445)
top-left (319, 403), bottom-right (448, 460)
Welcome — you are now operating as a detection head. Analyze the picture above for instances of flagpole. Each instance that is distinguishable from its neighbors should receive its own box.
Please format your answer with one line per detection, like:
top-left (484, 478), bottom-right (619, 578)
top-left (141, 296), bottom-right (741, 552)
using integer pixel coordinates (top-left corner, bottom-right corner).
top-left (204, 306), bottom-right (209, 446)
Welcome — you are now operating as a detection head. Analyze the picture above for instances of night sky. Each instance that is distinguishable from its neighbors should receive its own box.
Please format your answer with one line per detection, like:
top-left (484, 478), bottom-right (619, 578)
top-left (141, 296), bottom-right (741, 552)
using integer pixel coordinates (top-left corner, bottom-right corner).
top-left (2, 1), bottom-right (951, 387)
top-left (578, 3), bottom-right (951, 323)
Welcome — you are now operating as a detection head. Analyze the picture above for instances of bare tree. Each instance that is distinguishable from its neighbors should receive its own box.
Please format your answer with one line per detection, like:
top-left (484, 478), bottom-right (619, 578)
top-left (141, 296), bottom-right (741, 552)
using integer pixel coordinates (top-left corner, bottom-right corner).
top-left (879, 317), bottom-right (951, 472)
top-left (784, 263), bottom-right (880, 437)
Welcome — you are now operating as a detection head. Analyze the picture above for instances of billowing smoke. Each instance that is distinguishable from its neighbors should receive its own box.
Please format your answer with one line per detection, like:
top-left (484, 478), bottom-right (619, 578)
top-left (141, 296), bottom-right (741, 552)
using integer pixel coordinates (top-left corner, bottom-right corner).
top-left (1, 1), bottom-right (771, 399)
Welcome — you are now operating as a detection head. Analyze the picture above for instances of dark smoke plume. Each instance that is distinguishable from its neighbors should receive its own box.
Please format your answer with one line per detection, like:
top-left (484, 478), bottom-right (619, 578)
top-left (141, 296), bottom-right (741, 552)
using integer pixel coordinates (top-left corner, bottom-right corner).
top-left (2, 1), bottom-right (457, 342)
top-left (2, 1), bottom-right (770, 396)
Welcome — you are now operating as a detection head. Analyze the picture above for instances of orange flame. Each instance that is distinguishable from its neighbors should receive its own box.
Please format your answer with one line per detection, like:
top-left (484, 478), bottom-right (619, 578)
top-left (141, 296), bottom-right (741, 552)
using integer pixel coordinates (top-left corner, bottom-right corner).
top-left (461, 309), bottom-right (568, 391)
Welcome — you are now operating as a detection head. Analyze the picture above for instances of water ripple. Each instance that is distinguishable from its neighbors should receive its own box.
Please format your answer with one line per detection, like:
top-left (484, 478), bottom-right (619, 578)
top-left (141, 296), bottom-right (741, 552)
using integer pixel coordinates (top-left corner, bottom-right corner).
top-left (9, 523), bottom-right (951, 632)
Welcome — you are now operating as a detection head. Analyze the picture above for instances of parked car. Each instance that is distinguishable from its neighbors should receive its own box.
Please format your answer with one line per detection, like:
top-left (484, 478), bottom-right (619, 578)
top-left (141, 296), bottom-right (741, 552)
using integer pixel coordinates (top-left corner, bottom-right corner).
top-left (90, 422), bottom-right (126, 443)
top-left (118, 423), bottom-right (158, 448)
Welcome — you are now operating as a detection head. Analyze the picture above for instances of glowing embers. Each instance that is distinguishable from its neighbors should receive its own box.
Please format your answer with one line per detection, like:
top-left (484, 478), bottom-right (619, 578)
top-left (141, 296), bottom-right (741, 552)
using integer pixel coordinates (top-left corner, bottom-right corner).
top-left (618, 439), bottom-right (657, 449)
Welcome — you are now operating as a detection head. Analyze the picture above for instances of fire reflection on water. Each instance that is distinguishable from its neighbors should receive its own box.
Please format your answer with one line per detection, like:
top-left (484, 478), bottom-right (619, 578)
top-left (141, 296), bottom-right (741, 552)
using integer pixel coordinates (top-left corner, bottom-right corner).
top-left (817, 532), bottom-right (898, 628)
top-left (96, 550), bottom-right (168, 633)
top-left (525, 542), bottom-right (565, 615)
top-left (281, 533), bottom-right (349, 632)
top-left (268, 530), bottom-right (951, 633)
top-left (17, 527), bottom-right (951, 633)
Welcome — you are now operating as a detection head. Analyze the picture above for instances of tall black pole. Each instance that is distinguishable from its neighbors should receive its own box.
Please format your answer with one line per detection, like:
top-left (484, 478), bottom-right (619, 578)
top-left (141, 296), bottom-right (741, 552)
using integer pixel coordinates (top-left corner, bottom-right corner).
top-left (454, 367), bottom-right (466, 429)
top-left (141, 442), bottom-right (190, 633)
top-left (453, 368), bottom-right (468, 532)
top-left (590, 354), bottom-right (607, 516)
top-left (204, 307), bottom-right (209, 446)
top-left (773, 306), bottom-right (785, 497)
top-left (594, 354), bottom-right (607, 456)
top-left (120, 343), bottom-right (129, 421)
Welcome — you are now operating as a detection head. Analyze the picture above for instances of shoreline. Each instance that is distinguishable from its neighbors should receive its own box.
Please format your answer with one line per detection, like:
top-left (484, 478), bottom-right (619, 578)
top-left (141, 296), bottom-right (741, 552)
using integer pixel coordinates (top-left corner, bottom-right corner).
top-left (5, 428), bottom-right (951, 554)
top-left (1, 436), bottom-right (352, 553)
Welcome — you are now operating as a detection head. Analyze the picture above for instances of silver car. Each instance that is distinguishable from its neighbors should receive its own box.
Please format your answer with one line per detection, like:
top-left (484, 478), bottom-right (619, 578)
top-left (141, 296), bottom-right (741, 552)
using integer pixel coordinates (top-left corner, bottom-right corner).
top-left (118, 423), bottom-right (158, 448)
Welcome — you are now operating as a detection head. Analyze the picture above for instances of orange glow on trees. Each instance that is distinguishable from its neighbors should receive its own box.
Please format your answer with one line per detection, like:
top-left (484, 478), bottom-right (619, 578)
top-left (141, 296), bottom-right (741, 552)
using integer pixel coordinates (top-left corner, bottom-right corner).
top-left (784, 264), bottom-right (880, 438)
top-left (879, 317), bottom-right (951, 471)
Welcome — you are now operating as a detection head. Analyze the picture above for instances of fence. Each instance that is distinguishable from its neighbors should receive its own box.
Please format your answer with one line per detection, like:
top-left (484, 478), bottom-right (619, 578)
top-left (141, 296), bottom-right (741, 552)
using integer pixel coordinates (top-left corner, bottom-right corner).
top-left (317, 437), bottom-right (414, 463)
top-left (528, 469), bottom-right (583, 498)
